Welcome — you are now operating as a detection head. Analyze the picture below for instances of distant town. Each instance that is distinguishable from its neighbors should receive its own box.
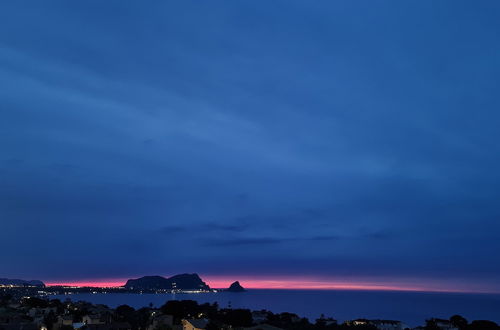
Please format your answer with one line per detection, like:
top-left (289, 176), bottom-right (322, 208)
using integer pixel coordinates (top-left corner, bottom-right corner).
top-left (1, 277), bottom-right (499, 330)
top-left (0, 275), bottom-right (245, 299)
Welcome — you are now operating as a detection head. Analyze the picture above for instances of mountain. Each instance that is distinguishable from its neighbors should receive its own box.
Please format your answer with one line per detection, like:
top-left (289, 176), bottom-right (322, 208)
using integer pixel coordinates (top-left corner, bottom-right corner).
top-left (226, 281), bottom-right (246, 292)
top-left (124, 274), bottom-right (210, 291)
top-left (0, 278), bottom-right (45, 287)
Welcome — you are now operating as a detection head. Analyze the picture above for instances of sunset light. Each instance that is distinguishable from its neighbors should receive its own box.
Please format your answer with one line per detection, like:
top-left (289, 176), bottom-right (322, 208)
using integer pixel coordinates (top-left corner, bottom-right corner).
top-left (3, 1), bottom-right (500, 327)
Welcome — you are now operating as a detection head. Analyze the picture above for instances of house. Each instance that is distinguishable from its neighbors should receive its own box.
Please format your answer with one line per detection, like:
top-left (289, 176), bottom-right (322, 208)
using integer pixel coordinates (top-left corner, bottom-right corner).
top-left (83, 314), bottom-right (106, 325)
top-left (82, 322), bottom-right (132, 330)
top-left (369, 319), bottom-right (406, 330)
top-left (316, 316), bottom-right (337, 326)
top-left (346, 319), bottom-right (407, 330)
top-left (147, 314), bottom-right (173, 330)
top-left (324, 318), bottom-right (337, 326)
top-left (0, 311), bottom-right (28, 325)
top-left (243, 324), bottom-right (283, 330)
top-left (88, 305), bottom-right (112, 316)
top-left (346, 319), bottom-right (370, 326)
top-left (251, 311), bottom-right (270, 324)
top-left (32, 316), bottom-right (45, 327)
top-left (182, 318), bottom-right (209, 330)
top-left (426, 318), bottom-right (458, 330)
top-left (27, 307), bottom-right (57, 318)
top-left (0, 323), bottom-right (38, 330)
top-left (56, 315), bottom-right (74, 328)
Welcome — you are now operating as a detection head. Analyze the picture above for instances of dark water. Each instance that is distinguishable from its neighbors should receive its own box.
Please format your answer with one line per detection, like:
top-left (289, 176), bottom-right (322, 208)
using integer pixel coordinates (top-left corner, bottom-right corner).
top-left (54, 290), bottom-right (500, 327)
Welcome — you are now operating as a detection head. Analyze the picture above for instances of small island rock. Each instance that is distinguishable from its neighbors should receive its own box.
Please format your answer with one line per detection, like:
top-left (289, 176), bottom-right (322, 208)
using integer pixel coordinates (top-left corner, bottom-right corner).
top-left (226, 281), bottom-right (246, 292)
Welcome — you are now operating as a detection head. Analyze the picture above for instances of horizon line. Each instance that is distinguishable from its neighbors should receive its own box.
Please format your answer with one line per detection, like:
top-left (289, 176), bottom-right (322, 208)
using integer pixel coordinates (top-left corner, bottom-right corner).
top-left (42, 275), bottom-right (500, 295)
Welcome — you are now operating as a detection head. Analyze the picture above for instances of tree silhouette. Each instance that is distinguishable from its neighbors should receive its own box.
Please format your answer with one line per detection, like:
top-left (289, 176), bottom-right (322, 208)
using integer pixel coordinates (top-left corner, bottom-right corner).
top-left (450, 315), bottom-right (468, 329)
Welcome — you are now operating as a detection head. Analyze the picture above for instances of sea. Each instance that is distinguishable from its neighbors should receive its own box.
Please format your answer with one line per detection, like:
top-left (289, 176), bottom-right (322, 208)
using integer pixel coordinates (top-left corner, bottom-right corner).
top-left (53, 290), bottom-right (500, 327)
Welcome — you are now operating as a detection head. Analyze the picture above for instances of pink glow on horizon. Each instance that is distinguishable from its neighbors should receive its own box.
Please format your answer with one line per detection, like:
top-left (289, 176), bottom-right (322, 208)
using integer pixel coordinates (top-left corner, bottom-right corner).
top-left (45, 275), bottom-right (499, 294)
top-left (202, 276), bottom-right (495, 293)
top-left (46, 280), bottom-right (126, 288)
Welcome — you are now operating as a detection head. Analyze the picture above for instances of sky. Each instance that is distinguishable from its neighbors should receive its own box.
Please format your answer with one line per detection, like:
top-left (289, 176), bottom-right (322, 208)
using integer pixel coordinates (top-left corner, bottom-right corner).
top-left (1, 1), bottom-right (500, 293)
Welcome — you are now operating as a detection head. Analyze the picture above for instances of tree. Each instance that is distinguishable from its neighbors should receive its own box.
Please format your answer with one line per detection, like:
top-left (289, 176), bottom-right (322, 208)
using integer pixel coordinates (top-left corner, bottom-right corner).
top-left (116, 304), bottom-right (135, 316)
top-left (217, 309), bottom-right (253, 327)
top-left (43, 311), bottom-right (57, 330)
top-left (0, 294), bottom-right (12, 307)
top-left (467, 320), bottom-right (499, 330)
top-left (450, 315), bottom-right (468, 329)
top-left (59, 326), bottom-right (73, 330)
top-left (206, 321), bottom-right (221, 330)
top-left (160, 300), bottom-right (200, 321)
top-left (424, 319), bottom-right (440, 330)
top-left (115, 304), bottom-right (136, 324)
top-left (21, 297), bottom-right (49, 308)
top-left (136, 307), bottom-right (153, 329)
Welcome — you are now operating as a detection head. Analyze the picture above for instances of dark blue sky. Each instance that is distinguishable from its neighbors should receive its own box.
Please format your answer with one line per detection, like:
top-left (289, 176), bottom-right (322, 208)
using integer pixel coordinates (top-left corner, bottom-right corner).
top-left (1, 1), bottom-right (500, 291)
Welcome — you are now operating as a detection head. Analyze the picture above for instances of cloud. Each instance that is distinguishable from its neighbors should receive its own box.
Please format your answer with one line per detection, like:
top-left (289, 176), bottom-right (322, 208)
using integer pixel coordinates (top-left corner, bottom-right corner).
top-left (206, 238), bottom-right (284, 247)
top-left (160, 222), bottom-right (248, 235)
top-left (202, 230), bottom-right (392, 248)
top-left (1, 1), bottom-right (500, 291)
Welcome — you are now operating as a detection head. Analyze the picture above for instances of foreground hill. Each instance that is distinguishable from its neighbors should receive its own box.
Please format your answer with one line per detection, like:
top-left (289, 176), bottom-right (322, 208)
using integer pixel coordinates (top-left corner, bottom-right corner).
top-left (0, 278), bottom-right (45, 287)
top-left (124, 274), bottom-right (210, 291)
